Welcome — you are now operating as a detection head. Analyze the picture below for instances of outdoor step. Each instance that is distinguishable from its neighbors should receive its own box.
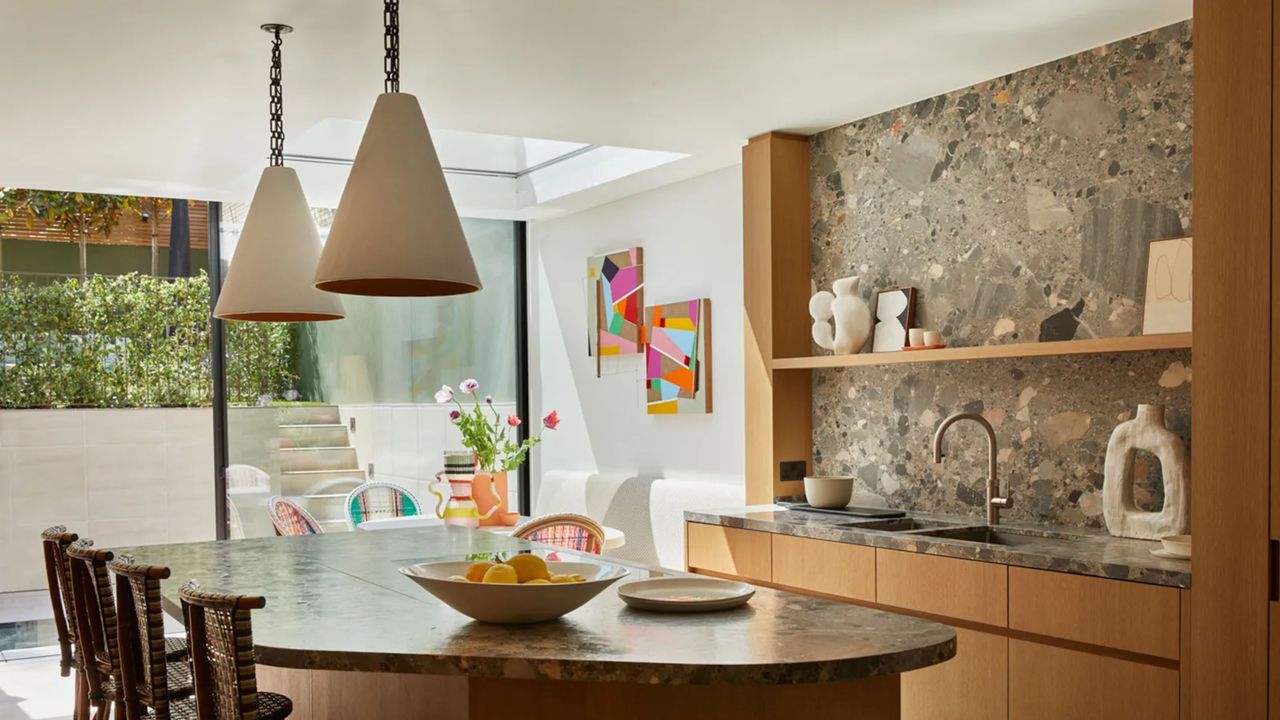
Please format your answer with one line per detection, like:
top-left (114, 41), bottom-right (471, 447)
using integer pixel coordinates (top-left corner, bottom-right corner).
top-left (275, 405), bottom-right (342, 426)
top-left (278, 446), bottom-right (358, 473)
top-left (278, 471), bottom-right (365, 499)
top-left (279, 424), bottom-right (350, 449)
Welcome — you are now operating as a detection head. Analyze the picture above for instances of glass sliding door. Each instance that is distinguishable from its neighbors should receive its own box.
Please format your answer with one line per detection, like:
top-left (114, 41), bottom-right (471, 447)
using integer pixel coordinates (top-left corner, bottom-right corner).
top-left (216, 206), bottom-right (522, 537)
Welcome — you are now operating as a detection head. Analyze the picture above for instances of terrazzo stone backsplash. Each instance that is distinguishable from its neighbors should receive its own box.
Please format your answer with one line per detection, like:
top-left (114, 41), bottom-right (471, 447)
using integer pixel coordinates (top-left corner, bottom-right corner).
top-left (808, 21), bottom-right (1192, 528)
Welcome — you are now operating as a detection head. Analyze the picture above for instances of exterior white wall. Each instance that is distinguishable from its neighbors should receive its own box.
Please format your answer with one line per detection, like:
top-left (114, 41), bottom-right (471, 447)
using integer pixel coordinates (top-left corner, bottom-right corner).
top-left (0, 408), bottom-right (216, 592)
top-left (527, 166), bottom-right (746, 527)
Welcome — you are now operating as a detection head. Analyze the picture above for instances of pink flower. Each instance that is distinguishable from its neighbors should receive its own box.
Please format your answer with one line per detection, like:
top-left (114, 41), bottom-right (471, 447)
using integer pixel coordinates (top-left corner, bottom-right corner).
top-left (507, 415), bottom-right (522, 427)
top-left (449, 410), bottom-right (461, 421)
top-left (542, 410), bottom-right (560, 430)
top-left (460, 378), bottom-right (479, 393)
top-left (434, 385), bottom-right (453, 403)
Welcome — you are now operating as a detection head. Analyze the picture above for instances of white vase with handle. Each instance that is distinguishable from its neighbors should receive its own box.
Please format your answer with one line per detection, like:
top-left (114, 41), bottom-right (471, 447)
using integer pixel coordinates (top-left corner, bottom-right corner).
top-left (1102, 404), bottom-right (1189, 539)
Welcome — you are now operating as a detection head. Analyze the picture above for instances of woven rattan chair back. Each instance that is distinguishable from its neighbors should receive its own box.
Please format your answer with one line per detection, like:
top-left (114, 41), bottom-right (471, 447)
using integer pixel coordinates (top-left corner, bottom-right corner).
top-left (344, 481), bottom-right (421, 529)
top-left (180, 582), bottom-right (269, 720)
top-left (66, 539), bottom-right (119, 705)
top-left (511, 513), bottom-right (606, 554)
top-left (40, 526), bottom-right (79, 677)
top-left (267, 496), bottom-right (324, 536)
top-left (111, 556), bottom-right (180, 718)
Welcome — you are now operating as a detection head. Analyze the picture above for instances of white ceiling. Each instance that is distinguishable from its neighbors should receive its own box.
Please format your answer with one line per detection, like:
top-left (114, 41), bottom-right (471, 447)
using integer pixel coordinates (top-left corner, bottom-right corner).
top-left (0, 0), bottom-right (1191, 218)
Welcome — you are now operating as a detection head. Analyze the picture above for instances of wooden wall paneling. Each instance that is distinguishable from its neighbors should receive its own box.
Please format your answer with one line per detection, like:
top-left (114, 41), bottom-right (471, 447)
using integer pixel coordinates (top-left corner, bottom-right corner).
top-left (1007, 567), bottom-right (1181, 660)
top-left (743, 132), bottom-right (812, 504)
top-left (1191, 0), bottom-right (1273, 717)
top-left (1009, 640), bottom-right (1179, 720)
top-left (770, 533), bottom-right (876, 601)
top-left (1273, 1), bottom-right (1280, 716)
top-left (685, 522), bottom-right (773, 583)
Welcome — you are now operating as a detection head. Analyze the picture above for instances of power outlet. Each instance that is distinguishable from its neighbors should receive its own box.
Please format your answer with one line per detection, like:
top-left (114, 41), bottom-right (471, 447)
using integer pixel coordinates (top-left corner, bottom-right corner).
top-left (779, 461), bottom-right (807, 481)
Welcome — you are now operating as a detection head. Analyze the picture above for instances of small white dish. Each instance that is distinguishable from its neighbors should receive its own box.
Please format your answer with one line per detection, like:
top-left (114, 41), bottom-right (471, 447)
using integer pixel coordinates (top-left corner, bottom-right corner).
top-left (803, 475), bottom-right (854, 509)
top-left (1161, 534), bottom-right (1192, 556)
top-left (1151, 547), bottom-right (1190, 560)
top-left (400, 560), bottom-right (628, 624)
top-left (617, 577), bottom-right (755, 613)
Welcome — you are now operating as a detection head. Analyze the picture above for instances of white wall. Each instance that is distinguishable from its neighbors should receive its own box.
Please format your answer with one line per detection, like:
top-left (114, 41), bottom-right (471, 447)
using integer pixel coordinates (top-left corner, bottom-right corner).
top-left (528, 166), bottom-right (745, 496)
top-left (0, 408), bottom-right (216, 592)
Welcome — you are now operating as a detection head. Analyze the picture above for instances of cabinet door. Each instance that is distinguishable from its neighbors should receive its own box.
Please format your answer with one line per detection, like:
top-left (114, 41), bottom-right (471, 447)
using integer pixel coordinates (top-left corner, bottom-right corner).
top-left (902, 627), bottom-right (1006, 720)
top-left (770, 534), bottom-right (875, 601)
top-left (1009, 640), bottom-right (1178, 720)
top-left (876, 549), bottom-right (1008, 627)
top-left (684, 523), bottom-right (772, 583)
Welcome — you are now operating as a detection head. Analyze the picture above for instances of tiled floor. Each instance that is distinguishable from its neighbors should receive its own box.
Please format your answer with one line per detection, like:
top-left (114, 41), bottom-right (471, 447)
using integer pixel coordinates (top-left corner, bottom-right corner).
top-left (0, 655), bottom-right (72, 720)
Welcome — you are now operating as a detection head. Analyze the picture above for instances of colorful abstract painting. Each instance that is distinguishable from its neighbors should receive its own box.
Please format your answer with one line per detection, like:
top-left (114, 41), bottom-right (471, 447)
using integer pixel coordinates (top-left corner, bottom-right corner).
top-left (587, 248), bottom-right (644, 377)
top-left (645, 298), bottom-right (712, 414)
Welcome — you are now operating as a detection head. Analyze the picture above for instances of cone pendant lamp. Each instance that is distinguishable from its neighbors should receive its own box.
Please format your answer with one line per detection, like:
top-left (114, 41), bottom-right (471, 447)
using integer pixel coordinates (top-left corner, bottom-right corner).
top-left (215, 24), bottom-right (344, 322)
top-left (313, 0), bottom-right (481, 297)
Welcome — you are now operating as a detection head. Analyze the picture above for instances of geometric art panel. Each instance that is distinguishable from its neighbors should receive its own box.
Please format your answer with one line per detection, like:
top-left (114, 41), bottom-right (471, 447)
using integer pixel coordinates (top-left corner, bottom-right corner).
top-left (644, 298), bottom-right (712, 414)
top-left (587, 247), bottom-right (644, 378)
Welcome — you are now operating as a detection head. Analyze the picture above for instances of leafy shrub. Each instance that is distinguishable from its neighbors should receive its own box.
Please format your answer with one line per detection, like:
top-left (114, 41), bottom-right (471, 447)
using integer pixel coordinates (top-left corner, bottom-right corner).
top-left (0, 272), bottom-right (295, 407)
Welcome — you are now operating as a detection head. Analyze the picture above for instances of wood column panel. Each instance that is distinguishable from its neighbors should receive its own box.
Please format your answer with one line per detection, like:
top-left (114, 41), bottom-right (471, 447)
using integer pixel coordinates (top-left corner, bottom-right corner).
top-left (743, 131), bottom-right (813, 504)
top-left (1191, 0), bottom-right (1273, 717)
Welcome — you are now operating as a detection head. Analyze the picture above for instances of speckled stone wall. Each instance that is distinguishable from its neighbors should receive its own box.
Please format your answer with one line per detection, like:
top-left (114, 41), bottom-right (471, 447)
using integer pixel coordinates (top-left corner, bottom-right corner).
top-left (809, 21), bottom-right (1192, 528)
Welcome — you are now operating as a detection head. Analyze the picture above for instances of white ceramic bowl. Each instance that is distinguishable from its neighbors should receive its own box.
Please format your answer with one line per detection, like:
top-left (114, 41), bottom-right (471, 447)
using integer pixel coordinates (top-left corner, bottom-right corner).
top-left (1161, 535), bottom-right (1192, 557)
top-left (804, 476), bottom-right (854, 509)
top-left (399, 560), bottom-right (629, 624)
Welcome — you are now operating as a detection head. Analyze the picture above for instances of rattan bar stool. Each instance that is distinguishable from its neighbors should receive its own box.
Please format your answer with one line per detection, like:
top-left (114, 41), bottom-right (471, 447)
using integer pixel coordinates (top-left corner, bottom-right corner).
top-left (511, 513), bottom-right (606, 554)
top-left (109, 557), bottom-right (199, 719)
top-left (40, 526), bottom-right (87, 718)
top-left (64, 543), bottom-right (194, 720)
top-left (178, 581), bottom-right (292, 720)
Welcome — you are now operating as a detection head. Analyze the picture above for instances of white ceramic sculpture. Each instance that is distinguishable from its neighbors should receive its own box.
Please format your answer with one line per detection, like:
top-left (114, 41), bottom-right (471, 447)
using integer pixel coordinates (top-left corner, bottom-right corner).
top-left (809, 276), bottom-right (872, 354)
top-left (1102, 404), bottom-right (1190, 539)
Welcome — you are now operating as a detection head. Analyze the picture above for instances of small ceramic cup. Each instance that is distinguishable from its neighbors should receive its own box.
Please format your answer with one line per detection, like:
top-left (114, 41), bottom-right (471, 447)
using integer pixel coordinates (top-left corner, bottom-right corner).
top-left (923, 330), bottom-right (942, 346)
top-left (1161, 535), bottom-right (1191, 557)
top-left (907, 328), bottom-right (926, 347)
top-left (803, 476), bottom-right (854, 509)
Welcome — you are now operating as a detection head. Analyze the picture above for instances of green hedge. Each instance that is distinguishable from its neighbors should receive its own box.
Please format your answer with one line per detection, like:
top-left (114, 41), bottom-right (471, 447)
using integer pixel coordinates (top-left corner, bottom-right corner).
top-left (0, 272), bottom-right (295, 408)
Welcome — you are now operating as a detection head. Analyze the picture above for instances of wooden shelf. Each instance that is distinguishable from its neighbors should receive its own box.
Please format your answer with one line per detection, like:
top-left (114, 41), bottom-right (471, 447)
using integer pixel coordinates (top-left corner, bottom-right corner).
top-left (771, 333), bottom-right (1192, 370)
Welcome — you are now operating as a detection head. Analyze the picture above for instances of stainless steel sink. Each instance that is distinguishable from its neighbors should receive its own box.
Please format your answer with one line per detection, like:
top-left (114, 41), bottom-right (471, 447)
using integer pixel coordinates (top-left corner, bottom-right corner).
top-left (910, 525), bottom-right (1068, 547)
top-left (837, 518), bottom-right (962, 532)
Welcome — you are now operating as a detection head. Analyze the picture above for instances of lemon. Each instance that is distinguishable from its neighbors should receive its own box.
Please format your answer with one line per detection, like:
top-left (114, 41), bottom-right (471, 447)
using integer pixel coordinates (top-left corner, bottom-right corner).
top-left (465, 561), bottom-right (495, 582)
top-left (522, 578), bottom-right (551, 585)
top-left (482, 563), bottom-right (518, 584)
top-left (548, 573), bottom-right (584, 584)
top-left (506, 554), bottom-right (551, 583)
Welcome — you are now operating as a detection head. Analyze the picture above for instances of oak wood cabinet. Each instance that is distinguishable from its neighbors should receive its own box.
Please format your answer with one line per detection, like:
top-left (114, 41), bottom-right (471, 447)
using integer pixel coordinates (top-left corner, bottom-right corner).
top-left (684, 522), bottom-right (772, 583)
top-left (770, 533), bottom-right (874, 602)
top-left (686, 522), bottom-right (1188, 719)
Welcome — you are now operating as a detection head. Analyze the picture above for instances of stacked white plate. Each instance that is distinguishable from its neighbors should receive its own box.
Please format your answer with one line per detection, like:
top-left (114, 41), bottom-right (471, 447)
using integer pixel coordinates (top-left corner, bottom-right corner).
top-left (617, 577), bottom-right (755, 612)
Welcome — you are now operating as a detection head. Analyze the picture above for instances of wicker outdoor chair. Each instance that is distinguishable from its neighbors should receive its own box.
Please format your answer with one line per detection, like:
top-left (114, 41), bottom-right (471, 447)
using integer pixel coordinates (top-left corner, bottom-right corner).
top-left (267, 496), bottom-right (324, 536)
top-left (41, 526), bottom-right (87, 716)
top-left (227, 495), bottom-right (246, 540)
top-left (344, 481), bottom-right (421, 530)
top-left (110, 557), bottom-right (206, 719)
top-left (179, 581), bottom-right (292, 719)
top-left (511, 513), bottom-right (606, 554)
top-left (68, 542), bottom-right (193, 720)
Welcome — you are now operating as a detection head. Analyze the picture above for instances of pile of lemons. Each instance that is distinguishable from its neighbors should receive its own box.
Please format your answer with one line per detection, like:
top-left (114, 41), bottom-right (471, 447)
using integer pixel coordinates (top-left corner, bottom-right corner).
top-left (449, 554), bottom-right (586, 585)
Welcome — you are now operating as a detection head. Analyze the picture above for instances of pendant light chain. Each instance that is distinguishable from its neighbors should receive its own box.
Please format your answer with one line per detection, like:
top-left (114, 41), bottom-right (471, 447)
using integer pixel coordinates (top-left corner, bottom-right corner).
top-left (268, 26), bottom-right (285, 167)
top-left (383, 0), bottom-right (400, 93)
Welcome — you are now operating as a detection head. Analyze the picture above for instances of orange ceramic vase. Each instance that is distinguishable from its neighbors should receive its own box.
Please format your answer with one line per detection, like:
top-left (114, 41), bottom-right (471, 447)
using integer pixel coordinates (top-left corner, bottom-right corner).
top-left (473, 471), bottom-right (519, 526)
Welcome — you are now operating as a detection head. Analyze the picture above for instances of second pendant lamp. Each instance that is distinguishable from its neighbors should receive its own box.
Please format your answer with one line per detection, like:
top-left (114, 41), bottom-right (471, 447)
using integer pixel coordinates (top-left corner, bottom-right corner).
top-left (215, 24), bottom-right (344, 322)
top-left (314, 0), bottom-right (482, 297)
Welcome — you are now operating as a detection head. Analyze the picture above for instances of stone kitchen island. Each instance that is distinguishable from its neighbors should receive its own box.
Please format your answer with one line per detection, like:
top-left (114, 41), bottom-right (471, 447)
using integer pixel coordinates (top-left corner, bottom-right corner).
top-left (112, 524), bottom-right (955, 720)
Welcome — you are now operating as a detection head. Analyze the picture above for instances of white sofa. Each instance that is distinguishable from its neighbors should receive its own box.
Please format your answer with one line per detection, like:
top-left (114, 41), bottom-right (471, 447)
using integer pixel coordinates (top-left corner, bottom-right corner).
top-left (534, 470), bottom-right (743, 569)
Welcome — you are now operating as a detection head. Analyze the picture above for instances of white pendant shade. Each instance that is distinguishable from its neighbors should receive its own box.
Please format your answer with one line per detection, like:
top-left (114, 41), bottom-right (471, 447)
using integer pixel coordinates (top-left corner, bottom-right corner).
top-left (214, 166), bottom-right (346, 322)
top-left (314, 92), bottom-right (482, 297)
